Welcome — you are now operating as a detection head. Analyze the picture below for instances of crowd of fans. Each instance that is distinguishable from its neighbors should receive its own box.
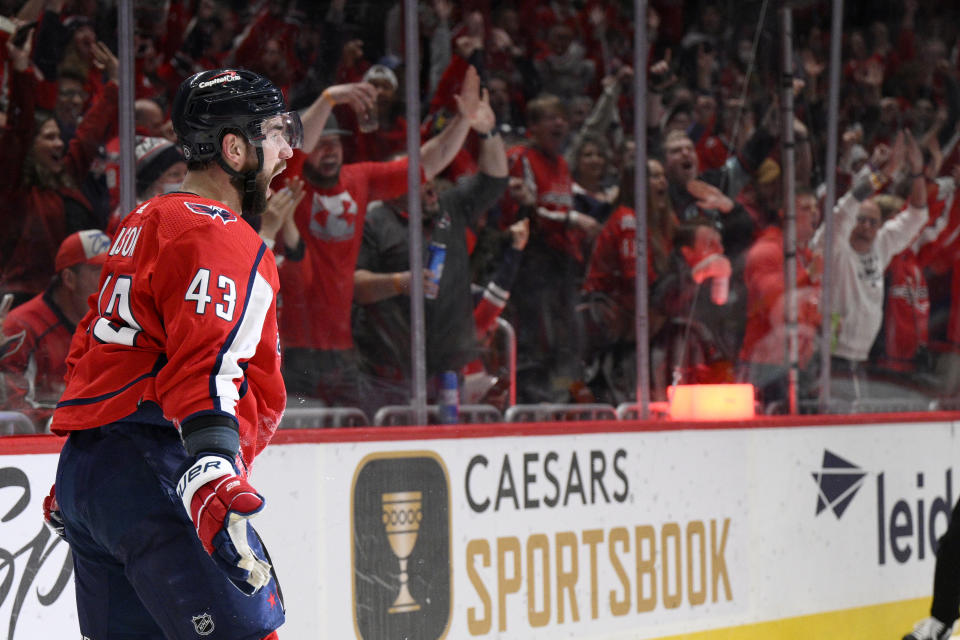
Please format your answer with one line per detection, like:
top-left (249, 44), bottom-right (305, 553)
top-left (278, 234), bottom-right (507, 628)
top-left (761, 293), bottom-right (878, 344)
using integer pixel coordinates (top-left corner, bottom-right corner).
top-left (3, 0), bottom-right (960, 431)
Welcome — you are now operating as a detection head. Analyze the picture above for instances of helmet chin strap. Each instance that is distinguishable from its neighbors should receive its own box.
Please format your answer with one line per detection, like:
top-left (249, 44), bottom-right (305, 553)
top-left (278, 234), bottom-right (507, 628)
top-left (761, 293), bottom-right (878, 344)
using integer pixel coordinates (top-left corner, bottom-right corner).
top-left (216, 145), bottom-right (264, 215)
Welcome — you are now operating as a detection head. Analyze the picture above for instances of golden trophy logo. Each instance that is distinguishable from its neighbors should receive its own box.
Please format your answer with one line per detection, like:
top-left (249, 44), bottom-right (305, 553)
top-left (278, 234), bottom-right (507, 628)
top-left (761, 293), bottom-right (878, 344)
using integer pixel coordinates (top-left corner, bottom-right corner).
top-left (382, 491), bottom-right (423, 613)
top-left (352, 452), bottom-right (451, 640)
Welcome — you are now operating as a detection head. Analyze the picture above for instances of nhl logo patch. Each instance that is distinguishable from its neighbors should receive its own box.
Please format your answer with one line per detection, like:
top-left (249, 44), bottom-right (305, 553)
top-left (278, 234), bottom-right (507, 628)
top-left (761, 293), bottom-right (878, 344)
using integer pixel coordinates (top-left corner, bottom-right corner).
top-left (191, 612), bottom-right (215, 636)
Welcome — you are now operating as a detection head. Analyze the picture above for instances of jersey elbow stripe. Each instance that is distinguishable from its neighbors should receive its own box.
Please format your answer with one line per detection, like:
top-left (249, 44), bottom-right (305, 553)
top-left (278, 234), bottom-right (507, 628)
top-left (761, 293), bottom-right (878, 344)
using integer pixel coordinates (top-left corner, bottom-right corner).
top-left (209, 244), bottom-right (272, 417)
top-left (483, 283), bottom-right (510, 308)
top-left (56, 355), bottom-right (166, 407)
top-left (536, 208), bottom-right (568, 222)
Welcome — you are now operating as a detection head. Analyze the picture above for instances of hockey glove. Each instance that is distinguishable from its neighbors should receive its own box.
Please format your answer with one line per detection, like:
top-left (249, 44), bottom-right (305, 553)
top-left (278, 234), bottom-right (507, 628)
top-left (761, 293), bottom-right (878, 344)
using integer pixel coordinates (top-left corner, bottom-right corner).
top-left (177, 455), bottom-right (272, 595)
top-left (42, 484), bottom-right (65, 538)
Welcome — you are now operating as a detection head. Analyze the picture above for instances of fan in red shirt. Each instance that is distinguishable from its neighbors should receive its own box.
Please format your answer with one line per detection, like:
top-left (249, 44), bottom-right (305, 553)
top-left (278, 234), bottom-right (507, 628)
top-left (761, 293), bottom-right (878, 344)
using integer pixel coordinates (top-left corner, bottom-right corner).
top-left (580, 159), bottom-right (676, 404)
top-left (0, 230), bottom-right (108, 431)
top-left (273, 68), bottom-right (485, 413)
top-left (895, 170), bottom-right (960, 378)
top-left (739, 190), bottom-right (821, 410)
top-left (499, 93), bottom-right (599, 402)
top-left (583, 160), bottom-right (671, 328)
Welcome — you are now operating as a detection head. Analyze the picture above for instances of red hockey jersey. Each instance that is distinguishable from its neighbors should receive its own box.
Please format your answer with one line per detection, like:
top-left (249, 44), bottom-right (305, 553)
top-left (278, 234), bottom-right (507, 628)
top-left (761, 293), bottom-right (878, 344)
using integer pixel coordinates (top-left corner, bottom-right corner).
top-left (883, 250), bottom-right (929, 366)
top-left (582, 204), bottom-right (642, 309)
top-left (50, 193), bottom-right (285, 470)
top-left (506, 145), bottom-right (583, 262)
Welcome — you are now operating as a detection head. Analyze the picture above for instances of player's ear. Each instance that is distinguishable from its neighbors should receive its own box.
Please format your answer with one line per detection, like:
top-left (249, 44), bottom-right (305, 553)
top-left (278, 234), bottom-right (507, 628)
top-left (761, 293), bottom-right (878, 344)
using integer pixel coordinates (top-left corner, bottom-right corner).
top-left (220, 132), bottom-right (247, 170)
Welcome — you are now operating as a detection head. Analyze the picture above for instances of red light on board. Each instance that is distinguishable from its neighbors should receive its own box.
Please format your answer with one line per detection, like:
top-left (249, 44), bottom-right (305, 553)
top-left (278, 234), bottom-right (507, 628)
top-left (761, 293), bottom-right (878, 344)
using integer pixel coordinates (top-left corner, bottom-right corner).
top-left (668, 384), bottom-right (756, 420)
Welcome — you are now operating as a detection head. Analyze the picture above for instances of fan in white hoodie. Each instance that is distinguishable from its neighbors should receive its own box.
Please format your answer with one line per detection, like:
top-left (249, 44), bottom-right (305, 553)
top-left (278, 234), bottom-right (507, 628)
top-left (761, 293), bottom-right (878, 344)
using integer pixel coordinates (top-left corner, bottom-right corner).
top-left (812, 130), bottom-right (928, 363)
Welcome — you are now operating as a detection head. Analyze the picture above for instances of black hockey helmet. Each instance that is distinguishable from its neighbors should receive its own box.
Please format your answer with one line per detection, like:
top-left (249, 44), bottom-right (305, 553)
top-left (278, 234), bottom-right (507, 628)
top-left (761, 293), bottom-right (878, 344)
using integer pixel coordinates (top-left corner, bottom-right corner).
top-left (171, 68), bottom-right (302, 165)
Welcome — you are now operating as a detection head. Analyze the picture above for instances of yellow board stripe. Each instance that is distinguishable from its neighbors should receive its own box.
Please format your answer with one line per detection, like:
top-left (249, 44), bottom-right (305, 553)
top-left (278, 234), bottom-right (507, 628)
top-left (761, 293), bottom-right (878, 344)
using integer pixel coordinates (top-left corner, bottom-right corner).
top-left (653, 598), bottom-right (938, 640)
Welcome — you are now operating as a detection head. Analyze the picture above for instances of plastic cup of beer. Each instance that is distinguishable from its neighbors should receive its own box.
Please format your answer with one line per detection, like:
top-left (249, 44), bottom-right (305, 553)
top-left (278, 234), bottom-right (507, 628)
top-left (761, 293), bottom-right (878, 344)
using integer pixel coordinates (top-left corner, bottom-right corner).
top-left (357, 107), bottom-right (378, 133)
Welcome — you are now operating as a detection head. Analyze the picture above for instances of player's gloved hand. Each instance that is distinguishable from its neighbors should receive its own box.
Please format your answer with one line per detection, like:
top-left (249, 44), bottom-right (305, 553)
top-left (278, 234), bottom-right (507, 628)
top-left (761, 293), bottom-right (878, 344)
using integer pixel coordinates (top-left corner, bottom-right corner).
top-left (177, 455), bottom-right (271, 595)
top-left (42, 484), bottom-right (65, 538)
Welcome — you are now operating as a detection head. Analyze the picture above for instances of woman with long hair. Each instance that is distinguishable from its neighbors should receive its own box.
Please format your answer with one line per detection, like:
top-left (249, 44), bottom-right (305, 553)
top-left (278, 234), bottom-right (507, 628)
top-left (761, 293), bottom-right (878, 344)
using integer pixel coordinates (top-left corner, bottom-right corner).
top-left (579, 157), bottom-right (679, 403)
top-left (0, 36), bottom-right (118, 306)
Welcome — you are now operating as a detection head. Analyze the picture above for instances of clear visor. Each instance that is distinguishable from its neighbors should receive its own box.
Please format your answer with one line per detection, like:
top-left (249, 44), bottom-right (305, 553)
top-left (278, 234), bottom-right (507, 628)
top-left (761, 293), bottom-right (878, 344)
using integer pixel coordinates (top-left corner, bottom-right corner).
top-left (254, 112), bottom-right (303, 150)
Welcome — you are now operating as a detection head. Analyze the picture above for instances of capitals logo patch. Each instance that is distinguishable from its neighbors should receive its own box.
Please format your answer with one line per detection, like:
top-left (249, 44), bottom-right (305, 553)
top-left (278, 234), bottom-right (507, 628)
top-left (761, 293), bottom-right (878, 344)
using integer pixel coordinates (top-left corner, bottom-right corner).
top-left (184, 202), bottom-right (237, 225)
top-left (191, 612), bottom-right (215, 636)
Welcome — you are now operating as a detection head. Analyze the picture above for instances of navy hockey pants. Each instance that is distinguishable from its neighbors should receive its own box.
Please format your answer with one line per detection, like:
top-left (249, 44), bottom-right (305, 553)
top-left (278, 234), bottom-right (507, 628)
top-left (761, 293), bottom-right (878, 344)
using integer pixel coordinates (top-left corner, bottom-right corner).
top-left (55, 422), bottom-right (285, 639)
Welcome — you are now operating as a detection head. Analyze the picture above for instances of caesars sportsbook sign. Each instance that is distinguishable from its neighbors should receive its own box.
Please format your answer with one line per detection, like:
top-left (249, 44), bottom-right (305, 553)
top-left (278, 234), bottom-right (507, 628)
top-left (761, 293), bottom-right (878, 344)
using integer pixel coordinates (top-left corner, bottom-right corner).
top-left (308, 423), bottom-right (955, 638)
top-left (343, 437), bottom-right (741, 640)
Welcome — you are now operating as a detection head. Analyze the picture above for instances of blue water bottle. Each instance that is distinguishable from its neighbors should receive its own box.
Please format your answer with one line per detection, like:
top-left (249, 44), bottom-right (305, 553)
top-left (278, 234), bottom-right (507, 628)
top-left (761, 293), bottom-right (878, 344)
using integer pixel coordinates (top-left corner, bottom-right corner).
top-left (438, 371), bottom-right (459, 424)
top-left (425, 241), bottom-right (446, 300)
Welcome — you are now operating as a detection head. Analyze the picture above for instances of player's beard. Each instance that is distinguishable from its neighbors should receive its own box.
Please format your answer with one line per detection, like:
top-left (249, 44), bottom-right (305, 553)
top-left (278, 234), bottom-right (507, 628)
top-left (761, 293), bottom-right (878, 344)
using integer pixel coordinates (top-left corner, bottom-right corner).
top-left (230, 157), bottom-right (269, 217)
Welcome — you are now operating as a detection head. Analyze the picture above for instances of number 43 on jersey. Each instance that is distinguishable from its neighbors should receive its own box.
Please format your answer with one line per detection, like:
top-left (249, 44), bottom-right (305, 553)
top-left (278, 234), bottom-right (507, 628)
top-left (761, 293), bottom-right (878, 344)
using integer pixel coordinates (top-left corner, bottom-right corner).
top-left (185, 268), bottom-right (237, 322)
top-left (93, 268), bottom-right (237, 347)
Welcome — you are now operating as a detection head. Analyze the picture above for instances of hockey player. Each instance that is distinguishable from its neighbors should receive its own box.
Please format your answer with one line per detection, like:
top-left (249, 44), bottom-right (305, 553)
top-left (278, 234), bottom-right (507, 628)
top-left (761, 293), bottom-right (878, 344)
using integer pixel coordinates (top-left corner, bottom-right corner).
top-left (42, 69), bottom-right (299, 639)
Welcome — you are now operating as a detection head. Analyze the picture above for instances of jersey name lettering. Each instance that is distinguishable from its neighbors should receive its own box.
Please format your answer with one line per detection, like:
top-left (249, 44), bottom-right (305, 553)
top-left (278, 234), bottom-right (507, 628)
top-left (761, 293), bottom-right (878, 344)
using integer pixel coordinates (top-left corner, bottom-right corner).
top-left (109, 226), bottom-right (141, 257)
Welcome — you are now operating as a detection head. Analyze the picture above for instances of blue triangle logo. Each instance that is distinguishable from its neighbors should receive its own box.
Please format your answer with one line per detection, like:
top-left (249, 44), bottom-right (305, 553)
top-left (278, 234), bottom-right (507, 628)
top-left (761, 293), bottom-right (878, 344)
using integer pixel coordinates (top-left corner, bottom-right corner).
top-left (812, 450), bottom-right (867, 519)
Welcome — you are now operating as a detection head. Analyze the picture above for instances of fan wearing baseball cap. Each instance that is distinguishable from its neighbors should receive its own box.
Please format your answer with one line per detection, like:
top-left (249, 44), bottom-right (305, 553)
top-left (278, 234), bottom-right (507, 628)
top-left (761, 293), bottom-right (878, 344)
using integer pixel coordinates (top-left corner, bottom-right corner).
top-left (0, 229), bottom-right (109, 431)
top-left (355, 63), bottom-right (406, 162)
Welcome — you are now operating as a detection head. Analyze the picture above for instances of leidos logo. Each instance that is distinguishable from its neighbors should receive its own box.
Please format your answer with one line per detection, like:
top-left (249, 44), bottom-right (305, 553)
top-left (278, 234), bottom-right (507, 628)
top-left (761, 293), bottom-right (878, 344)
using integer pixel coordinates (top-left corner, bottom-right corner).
top-left (352, 452), bottom-right (452, 640)
top-left (876, 468), bottom-right (953, 565)
top-left (811, 450), bottom-right (954, 566)
top-left (812, 450), bottom-right (867, 519)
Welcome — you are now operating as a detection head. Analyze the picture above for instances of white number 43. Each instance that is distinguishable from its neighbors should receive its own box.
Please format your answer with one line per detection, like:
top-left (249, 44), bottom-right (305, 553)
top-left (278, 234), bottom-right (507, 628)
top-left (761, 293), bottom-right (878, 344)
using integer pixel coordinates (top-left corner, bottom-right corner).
top-left (186, 268), bottom-right (237, 321)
